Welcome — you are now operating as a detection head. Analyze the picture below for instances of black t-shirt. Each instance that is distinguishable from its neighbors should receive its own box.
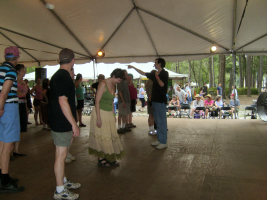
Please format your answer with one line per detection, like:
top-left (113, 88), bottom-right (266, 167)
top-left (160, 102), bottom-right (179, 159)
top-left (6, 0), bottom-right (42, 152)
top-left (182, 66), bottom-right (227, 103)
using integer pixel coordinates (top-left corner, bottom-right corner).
top-left (203, 86), bottom-right (208, 96)
top-left (146, 69), bottom-right (169, 104)
top-left (48, 69), bottom-right (76, 132)
top-left (92, 82), bottom-right (99, 93)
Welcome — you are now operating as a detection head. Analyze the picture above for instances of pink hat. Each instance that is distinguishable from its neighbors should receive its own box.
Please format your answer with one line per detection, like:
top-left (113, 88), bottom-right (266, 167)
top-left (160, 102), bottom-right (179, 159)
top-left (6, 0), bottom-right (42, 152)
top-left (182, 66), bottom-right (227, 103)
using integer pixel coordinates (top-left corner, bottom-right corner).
top-left (4, 46), bottom-right (20, 58)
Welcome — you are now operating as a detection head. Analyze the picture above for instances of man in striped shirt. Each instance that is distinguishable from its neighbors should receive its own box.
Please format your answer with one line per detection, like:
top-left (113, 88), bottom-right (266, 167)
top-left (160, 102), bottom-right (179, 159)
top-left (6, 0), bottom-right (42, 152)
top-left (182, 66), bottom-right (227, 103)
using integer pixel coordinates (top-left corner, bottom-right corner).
top-left (0, 46), bottom-right (24, 193)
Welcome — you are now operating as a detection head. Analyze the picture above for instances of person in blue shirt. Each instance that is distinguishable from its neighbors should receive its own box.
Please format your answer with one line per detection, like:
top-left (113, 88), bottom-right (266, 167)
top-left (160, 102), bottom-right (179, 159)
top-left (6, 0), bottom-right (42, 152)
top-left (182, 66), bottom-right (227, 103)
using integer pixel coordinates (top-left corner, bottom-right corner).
top-left (215, 95), bottom-right (225, 118)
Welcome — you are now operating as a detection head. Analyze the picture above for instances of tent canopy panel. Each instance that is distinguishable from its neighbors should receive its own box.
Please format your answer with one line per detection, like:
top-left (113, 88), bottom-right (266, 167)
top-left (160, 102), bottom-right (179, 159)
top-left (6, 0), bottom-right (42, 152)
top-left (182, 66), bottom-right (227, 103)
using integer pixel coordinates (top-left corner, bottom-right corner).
top-left (50, 0), bottom-right (134, 56)
top-left (235, 0), bottom-right (267, 50)
top-left (0, 0), bottom-right (89, 56)
top-left (0, 0), bottom-right (267, 66)
top-left (136, 0), bottom-right (233, 49)
top-left (103, 11), bottom-right (157, 57)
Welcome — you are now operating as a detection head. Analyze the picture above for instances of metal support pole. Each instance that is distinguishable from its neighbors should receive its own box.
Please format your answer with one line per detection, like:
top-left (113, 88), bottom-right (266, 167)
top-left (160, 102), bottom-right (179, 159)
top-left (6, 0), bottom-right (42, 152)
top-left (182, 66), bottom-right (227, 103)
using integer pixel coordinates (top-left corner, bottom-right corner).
top-left (212, 56), bottom-right (215, 87)
top-left (233, 51), bottom-right (237, 119)
top-left (93, 58), bottom-right (96, 82)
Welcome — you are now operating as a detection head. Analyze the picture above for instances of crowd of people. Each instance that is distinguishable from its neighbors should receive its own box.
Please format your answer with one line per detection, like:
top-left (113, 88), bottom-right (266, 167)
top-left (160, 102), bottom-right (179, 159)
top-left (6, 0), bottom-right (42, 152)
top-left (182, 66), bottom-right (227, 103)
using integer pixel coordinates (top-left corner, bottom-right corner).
top-left (0, 46), bottom-right (170, 199)
top-left (0, 45), bottom-right (243, 199)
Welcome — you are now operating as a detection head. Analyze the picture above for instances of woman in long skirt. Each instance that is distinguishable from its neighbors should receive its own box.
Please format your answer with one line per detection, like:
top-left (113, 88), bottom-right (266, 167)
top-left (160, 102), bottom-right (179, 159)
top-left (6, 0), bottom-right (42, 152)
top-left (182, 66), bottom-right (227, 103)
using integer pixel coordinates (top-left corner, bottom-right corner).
top-left (88, 68), bottom-right (125, 167)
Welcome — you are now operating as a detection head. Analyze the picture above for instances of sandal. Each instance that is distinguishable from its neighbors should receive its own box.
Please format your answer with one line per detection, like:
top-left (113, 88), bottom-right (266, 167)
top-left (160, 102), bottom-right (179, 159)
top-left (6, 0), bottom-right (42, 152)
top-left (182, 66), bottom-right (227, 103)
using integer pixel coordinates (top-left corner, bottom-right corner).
top-left (98, 158), bottom-right (110, 167)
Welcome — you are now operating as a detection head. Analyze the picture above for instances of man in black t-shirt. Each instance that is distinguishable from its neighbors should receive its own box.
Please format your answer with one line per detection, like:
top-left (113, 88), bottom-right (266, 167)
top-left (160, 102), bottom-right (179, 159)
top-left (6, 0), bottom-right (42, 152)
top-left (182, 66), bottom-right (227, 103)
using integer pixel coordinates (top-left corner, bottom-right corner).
top-left (48, 48), bottom-right (80, 199)
top-left (91, 74), bottom-right (105, 95)
top-left (128, 58), bottom-right (169, 149)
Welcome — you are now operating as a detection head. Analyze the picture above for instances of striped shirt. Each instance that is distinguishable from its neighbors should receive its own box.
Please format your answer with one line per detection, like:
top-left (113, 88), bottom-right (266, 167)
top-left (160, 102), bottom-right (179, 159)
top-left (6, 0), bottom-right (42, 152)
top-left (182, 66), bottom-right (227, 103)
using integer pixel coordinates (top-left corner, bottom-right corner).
top-left (0, 62), bottom-right (18, 103)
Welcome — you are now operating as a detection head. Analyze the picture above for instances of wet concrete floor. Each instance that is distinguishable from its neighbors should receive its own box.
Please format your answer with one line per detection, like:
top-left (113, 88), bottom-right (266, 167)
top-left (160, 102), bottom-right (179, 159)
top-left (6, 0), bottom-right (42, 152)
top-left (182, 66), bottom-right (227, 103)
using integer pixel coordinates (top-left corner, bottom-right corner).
top-left (1, 116), bottom-right (267, 200)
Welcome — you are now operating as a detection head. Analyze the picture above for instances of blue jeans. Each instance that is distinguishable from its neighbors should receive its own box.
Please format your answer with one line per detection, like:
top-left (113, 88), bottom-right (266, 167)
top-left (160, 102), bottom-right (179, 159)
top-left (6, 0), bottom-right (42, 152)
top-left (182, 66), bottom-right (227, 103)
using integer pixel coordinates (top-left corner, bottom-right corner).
top-left (152, 102), bottom-right (167, 144)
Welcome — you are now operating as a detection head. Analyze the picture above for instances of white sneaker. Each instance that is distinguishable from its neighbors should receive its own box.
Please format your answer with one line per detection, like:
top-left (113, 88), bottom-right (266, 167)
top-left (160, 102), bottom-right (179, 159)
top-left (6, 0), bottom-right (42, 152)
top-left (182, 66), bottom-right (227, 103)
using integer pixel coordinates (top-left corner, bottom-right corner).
top-left (53, 188), bottom-right (79, 200)
top-left (64, 179), bottom-right (81, 190)
top-left (67, 153), bottom-right (76, 161)
top-left (65, 157), bottom-right (72, 164)
top-left (151, 141), bottom-right (161, 146)
top-left (148, 130), bottom-right (153, 135)
top-left (150, 130), bottom-right (157, 135)
top-left (156, 143), bottom-right (168, 149)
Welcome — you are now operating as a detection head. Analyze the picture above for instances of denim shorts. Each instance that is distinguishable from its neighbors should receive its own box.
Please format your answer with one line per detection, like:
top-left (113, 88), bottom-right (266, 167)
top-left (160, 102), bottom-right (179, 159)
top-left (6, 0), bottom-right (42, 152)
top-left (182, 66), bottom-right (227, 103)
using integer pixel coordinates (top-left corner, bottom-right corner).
top-left (0, 103), bottom-right (20, 143)
top-left (51, 130), bottom-right (73, 147)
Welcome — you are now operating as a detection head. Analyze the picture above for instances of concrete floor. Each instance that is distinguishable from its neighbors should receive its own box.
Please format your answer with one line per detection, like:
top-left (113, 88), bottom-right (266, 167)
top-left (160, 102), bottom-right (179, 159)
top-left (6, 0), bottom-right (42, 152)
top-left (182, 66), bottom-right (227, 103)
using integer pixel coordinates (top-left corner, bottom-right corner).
top-left (1, 115), bottom-right (267, 200)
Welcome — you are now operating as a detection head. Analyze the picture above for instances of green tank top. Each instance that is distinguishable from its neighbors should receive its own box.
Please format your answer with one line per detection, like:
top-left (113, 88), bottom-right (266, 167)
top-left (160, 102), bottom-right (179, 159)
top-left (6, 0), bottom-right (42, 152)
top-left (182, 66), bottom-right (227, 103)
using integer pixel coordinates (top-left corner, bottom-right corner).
top-left (76, 84), bottom-right (84, 100)
top-left (100, 82), bottom-right (115, 111)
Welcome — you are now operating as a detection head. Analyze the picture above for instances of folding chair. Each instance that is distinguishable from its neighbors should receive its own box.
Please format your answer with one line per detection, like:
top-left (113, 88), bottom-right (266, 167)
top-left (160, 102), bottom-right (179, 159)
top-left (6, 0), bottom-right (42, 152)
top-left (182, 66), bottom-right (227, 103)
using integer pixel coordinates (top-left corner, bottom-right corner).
top-left (178, 104), bottom-right (191, 118)
top-left (193, 107), bottom-right (205, 119)
top-left (244, 105), bottom-right (257, 119)
top-left (220, 106), bottom-right (231, 119)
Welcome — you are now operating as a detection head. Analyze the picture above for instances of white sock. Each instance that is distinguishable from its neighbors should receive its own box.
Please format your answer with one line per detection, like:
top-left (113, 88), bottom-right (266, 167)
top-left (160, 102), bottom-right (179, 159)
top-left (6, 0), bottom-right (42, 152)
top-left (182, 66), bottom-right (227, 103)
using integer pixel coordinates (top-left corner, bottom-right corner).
top-left (118, 125), bottom-right (121, 129)
top-left (149, 126), bottom-right (154, 131)
top-left (63, 177), bottom-right (67, 183)
top-left (122, 123), bottom-right (126, 128)
top-left (56, 185), bottom-right (64, 193)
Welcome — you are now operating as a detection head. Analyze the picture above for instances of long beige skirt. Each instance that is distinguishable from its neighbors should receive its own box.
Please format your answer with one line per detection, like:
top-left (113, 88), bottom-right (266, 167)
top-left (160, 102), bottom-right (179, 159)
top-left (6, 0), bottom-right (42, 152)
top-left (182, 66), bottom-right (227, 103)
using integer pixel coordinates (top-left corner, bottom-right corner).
top-left (88, 107), bottom-right (125, 162)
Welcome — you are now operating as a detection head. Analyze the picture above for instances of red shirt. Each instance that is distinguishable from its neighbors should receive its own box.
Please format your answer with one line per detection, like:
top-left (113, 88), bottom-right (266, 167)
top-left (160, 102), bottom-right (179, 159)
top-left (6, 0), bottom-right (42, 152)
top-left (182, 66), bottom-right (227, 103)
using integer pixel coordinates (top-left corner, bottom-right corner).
top-left (128, 83), bottom-right (137, 100)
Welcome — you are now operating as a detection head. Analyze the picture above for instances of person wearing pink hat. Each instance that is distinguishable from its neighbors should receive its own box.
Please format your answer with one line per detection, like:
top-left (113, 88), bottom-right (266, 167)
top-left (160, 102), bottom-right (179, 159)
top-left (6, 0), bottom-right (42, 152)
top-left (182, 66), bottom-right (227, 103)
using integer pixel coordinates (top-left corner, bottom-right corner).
top-left (0, 46), bottom-right (25, 192)
top-left (229, 93), bottom-right (240, 118)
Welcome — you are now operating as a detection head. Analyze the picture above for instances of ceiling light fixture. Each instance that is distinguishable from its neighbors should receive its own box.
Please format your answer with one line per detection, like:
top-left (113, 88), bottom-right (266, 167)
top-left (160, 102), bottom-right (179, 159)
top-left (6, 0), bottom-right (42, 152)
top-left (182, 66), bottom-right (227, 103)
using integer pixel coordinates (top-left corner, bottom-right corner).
top-left (210, 45), bottom-right (217, 53)
top-left (97, 49), bottom-right (105, 57)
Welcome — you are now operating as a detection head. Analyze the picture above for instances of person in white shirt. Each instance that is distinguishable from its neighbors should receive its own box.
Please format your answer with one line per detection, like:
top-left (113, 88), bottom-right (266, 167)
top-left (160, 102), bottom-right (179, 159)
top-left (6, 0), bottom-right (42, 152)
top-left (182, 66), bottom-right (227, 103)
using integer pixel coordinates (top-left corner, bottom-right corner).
top-left (185, 83), bottom-right (192, 103)
top-left (190, 94), bottom-right (204, 118)
top-left (175, 86), bottom-right (187, 105)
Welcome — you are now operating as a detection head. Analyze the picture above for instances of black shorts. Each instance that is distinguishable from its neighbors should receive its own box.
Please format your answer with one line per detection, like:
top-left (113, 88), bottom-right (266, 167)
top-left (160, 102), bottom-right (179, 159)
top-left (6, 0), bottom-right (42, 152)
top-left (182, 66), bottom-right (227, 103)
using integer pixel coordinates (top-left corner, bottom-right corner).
top-left (76, 99), bottom-right (84, 109)
top-left (139, 98), bottom-right (145, 107)
top-left (19, 103), bottom-right (27, 132)
top-left (130, 99), bottom-right (136, 112)
top-left (33, 98), bottom-right (42, 107)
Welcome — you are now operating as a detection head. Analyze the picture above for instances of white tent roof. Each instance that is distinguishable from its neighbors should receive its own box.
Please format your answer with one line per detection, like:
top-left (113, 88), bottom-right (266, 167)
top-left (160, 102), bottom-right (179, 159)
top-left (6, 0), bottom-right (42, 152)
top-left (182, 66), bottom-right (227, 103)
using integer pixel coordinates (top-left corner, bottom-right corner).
top-left (1, 0), bottom-right (267, 67)
top-left (24, 62), bottom-right (187, 80)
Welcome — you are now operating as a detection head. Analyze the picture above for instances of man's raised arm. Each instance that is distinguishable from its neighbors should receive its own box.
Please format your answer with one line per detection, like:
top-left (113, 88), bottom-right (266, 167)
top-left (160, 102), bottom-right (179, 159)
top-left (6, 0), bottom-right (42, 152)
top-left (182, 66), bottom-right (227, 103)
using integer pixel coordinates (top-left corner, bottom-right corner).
top-left (127, 65), bottom-right (146, 76)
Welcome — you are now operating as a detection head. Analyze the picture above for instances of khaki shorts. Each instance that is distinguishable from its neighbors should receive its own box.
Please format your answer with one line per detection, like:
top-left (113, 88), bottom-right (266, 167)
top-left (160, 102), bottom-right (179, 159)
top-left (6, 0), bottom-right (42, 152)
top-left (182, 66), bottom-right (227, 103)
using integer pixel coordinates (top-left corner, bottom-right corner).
top-left (118, 103), bottom-right (131, 116)
top-left (52, 130), bottom-right (73, 147)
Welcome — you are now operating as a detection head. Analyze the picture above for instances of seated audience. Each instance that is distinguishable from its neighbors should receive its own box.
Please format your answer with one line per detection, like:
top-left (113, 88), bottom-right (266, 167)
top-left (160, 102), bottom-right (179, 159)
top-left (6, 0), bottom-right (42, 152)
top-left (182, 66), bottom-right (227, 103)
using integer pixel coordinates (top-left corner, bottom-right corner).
top-left (228, 93), bottom-right (240, 118)
top-left (168, 96), bottom-right (180, 115)
top-left (190, 94), bottom-right (204, 118)
top-left (215, 95), bottom-right (225, 118)
top-left (204, 94), bottom-right (216, 119)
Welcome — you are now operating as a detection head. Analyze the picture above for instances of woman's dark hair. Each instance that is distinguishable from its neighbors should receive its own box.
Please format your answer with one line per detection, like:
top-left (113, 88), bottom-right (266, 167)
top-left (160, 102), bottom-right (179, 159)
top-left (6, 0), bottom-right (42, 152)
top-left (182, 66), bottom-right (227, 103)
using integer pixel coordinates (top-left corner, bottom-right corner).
top-left (15, 64), bottom-right (25, 72)
top-left (42, 78), bottom-right (49, 90)
top-left (75, 73), bottom-right (82, 81)
top-left (110, 68), bottom-right (124, 79)
top-left (200, 87), bottom-right (203, 91)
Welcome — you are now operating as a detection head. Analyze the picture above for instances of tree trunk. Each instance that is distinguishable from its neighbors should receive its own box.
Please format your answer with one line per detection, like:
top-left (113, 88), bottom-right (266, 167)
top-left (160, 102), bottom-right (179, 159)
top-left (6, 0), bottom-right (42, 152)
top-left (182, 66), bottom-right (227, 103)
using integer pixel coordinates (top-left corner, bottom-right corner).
top-left (219, 54), bottom-right (226, 98)
top-left (239, 55), bottom-right (243, 88)
top-left (229, 68), bottom-right (234, 96)
top-left (251, 56), bottom-right (255, 88)
top-left (247, 56), bottom-right (252, 97)
top-left (189, 61), bottom-right (197, 85)
top-left (242, 55), bottom-right (247, 87)
top-left (176, 62), bottom-right (180, 73)
top-left (199, 60), bottom-right (202, 86)
top-left (258, 55), bottom-right (263, 93)
top-left (209, 57), bottom-right (213, 87)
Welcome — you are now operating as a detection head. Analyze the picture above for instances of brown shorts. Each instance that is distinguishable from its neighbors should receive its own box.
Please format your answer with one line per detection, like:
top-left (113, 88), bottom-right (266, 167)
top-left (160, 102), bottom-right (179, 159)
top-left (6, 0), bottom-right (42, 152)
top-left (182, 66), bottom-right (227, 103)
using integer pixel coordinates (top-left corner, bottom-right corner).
top-left (118, 103), bottom-right (131, 116)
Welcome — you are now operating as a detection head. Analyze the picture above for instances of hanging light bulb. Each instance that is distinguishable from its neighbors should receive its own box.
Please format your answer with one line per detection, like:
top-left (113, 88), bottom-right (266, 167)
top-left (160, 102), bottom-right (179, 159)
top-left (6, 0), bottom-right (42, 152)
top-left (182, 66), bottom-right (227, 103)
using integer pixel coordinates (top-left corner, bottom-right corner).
top-left (97, 50), bottom-right (105, 57)
top-left (210, 45), bottom-right (217, 53)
